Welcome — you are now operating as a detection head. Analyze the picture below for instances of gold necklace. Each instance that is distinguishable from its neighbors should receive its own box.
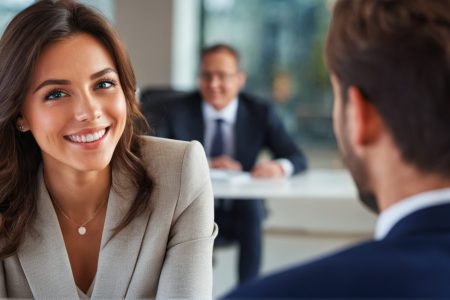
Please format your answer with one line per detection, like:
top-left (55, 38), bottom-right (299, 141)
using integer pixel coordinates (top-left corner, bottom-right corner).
top-left (51, 195), bottom-right (108, 236)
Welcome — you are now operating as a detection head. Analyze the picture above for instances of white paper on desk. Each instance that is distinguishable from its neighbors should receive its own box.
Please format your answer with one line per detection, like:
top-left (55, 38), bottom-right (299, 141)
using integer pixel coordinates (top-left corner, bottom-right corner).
top-left (209, 169), bottom-right (251, 184)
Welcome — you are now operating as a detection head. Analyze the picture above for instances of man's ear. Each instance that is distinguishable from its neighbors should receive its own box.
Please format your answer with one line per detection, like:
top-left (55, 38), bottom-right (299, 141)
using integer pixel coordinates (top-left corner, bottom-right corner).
top-left (237, 71), bottom-right (247, 88)
top-left (347, 86), bottom-right (382, 146)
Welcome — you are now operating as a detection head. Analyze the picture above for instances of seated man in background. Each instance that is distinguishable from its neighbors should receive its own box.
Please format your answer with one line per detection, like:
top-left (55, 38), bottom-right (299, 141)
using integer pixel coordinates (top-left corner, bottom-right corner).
top-left (225, 0), bottom-right (450, 298)
top-left (154, 44), bottom-right (307, 284)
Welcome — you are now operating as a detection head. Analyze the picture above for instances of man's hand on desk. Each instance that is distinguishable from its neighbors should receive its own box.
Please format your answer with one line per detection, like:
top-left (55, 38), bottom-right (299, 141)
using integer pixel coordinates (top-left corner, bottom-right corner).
top-left (210, 155), bottom-right (243, 171)
top-left (251, 161), bottom-right (285, 178)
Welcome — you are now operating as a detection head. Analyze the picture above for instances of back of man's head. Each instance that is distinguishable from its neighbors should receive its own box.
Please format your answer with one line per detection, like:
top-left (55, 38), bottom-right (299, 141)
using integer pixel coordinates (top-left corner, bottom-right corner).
top-left (325, 0), bottom-right (450, 176)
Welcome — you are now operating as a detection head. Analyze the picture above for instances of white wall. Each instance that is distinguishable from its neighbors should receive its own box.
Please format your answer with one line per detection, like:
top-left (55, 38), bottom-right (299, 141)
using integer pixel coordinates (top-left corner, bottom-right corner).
top-left (171, 0), bottom-right (201, 90)
top-left (115, 0), bottom-right (200, 90)
top-left (115, 0), bottom-right (173, 88)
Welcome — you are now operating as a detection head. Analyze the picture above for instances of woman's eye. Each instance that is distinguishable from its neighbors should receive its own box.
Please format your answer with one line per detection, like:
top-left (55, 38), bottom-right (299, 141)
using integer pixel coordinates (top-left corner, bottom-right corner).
top-left (95, 80), bottom-right (116, 90)
top-left (45, 90), bottom-right (67, 101)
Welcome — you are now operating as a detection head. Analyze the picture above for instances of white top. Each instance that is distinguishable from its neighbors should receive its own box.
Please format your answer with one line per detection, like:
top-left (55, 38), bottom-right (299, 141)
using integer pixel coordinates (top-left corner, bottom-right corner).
top-left (202, 98), bottom-right (293, 176)
top-left (375, 187), bottom-right (450, 240)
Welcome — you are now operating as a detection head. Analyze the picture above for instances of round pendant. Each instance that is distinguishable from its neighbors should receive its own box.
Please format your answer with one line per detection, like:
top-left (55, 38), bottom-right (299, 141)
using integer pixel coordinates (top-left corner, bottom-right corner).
top-left (78, 226), bottom-right (87, 235)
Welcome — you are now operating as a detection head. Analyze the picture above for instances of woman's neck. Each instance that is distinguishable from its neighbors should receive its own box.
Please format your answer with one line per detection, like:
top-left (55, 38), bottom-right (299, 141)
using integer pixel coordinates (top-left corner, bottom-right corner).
top-left (43, 163), bottom-right (111, 219)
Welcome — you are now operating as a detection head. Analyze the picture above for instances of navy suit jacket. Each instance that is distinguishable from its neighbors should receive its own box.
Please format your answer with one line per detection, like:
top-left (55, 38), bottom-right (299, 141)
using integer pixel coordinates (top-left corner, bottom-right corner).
top-left (225, 202), bottom-right (450, 298)
top-left (152, 91), bottom-right (307, 173)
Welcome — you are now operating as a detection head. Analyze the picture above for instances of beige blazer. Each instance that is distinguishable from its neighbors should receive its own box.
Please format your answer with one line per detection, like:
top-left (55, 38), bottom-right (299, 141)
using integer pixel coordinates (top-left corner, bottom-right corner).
top-left (0, 136), bottom-right (218, 299)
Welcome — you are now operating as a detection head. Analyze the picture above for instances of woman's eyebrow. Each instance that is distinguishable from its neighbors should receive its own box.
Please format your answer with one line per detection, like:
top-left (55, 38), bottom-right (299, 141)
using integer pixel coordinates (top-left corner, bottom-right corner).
top-left (33, 79), bottom-right (70, 93)
top-left (33, 68), bottom-right (118, 94)
top-left (90, 67), bottom-right (117, 80)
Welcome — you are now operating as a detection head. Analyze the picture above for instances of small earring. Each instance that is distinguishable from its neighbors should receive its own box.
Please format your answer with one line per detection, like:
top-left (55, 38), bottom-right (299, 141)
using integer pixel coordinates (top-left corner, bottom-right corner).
top-left (17, 124), bottom-right (24, 132)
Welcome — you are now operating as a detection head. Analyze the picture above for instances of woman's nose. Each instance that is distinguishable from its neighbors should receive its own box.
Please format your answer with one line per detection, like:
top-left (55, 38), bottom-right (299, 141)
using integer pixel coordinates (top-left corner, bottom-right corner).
top-left (74, 93), bottom-right (102, 122)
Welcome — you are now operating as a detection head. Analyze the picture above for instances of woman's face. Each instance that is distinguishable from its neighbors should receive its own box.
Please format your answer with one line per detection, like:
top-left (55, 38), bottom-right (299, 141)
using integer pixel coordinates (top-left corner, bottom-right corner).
top-left (20, 33), bottom-right (127, 174)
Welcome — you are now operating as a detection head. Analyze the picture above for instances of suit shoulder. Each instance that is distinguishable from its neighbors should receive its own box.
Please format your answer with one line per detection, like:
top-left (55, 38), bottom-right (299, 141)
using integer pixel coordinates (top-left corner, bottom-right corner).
top-left (138, 136), bottom-right (211, 213)
top-left (227, 238), bottom-right (446, 298)
top-left (238, 92), bottom-right (274, 115)
top-left (226, 241), bottom-right (380, 298)
top-left (239, 92), bottom-right (271, 106)
top-left (138, 136), bottom-right (205, 171)
top-left (140, 135), bottom-right (190, 151)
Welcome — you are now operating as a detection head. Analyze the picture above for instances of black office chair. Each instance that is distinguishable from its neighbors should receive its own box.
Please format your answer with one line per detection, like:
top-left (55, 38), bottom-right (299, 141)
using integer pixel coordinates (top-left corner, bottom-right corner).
top-left (139, 87), bottom-right (188, 136)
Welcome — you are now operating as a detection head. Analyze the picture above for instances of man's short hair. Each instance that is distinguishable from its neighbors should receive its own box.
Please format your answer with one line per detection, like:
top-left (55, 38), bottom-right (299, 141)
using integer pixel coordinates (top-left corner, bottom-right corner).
top-left (325, 0), bottom-right (450, 176)
top-left (201, 43), bottom-right (241, 68)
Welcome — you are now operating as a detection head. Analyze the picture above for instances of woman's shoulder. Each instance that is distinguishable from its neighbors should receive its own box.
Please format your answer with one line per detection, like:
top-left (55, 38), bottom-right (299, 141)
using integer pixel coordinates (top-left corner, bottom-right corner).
top-left (139, 135), bottom-right (203, 158)
top-left (138, 135), bottom-right (208, 176)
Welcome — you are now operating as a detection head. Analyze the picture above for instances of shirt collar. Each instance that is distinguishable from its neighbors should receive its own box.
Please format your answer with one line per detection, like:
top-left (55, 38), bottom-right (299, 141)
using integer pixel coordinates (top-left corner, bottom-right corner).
top-left (202, 97), bottom-right (239, 124)
top-left (375, 187), bottom-right (450, 240)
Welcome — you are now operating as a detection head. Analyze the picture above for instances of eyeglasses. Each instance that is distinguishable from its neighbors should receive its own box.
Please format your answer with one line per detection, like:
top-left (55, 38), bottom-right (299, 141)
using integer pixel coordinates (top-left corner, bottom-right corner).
top-left (199, 71), bottom-right (239, 83)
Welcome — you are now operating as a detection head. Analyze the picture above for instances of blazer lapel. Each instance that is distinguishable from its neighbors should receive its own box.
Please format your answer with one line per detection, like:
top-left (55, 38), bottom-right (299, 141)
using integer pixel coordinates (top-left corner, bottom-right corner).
top-left (91, 168), bottom-right (152, 298)
top-left (17, 169), bottom-right (78, 299)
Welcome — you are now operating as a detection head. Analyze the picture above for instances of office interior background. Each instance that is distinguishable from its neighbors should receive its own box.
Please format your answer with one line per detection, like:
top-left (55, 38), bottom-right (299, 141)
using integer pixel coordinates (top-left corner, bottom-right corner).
top-left (0, 0), bottom-right (376, 296)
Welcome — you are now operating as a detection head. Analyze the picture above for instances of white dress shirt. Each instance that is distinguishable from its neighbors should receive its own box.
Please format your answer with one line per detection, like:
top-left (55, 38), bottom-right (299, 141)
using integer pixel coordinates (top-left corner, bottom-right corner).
top-left (202, 97), bottom-right (294, 176)
top-left (375, 187), bottom-right (450, 240)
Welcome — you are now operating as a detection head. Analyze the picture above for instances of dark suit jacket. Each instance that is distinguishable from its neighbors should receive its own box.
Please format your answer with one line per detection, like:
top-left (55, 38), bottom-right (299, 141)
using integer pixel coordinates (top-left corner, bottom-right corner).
top-left (149, 91), bottom-right (307, 173)
top-left (225, 202), bottom-right (450, 298)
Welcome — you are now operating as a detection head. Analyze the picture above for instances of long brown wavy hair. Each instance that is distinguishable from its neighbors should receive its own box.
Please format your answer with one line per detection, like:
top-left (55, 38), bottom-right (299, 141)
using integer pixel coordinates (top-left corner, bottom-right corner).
top-left (0, 0), bottom-right (153, 258)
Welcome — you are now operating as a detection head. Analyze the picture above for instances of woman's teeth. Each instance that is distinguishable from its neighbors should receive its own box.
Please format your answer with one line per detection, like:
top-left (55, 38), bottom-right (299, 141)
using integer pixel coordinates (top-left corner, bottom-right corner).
top-left (67, 128), bottom-right (106, 143)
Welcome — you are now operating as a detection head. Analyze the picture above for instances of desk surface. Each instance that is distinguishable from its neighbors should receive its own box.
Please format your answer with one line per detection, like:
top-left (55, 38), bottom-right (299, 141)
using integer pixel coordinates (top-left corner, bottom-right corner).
top-left (211, 168), bottom-right (358, 200)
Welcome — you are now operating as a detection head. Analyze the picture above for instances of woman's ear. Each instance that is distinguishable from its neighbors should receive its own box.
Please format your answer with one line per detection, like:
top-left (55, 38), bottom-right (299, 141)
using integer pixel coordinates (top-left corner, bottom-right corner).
top-left (16, 115), bottom-right (30, 132)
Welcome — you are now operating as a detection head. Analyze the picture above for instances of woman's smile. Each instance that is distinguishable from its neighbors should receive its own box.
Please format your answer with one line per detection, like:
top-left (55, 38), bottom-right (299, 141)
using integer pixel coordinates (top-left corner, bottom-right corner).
top-left (65, 126), bottom-right (109, 144)
top-left (20, 33), bottom-right (127, 173)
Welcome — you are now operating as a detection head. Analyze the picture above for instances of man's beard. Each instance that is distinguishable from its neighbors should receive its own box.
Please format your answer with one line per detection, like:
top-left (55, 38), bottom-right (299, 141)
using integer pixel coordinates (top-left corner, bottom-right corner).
top-left (357, 190), bottom-right (379, 213)
top-left (337, 125), bottom-right (379, 214)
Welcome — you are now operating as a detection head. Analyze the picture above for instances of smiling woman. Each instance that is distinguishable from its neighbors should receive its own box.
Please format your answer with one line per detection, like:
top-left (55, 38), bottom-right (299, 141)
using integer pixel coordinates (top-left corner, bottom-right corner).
top-left (22, 34), bottom-right (128, 174)
top-left (0, 0), bottom-right (216, 298)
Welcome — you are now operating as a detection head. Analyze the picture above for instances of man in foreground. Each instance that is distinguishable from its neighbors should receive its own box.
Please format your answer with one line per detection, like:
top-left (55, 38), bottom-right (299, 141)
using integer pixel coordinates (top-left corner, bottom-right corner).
top-left (226, 0), bottom-right (450, 298)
